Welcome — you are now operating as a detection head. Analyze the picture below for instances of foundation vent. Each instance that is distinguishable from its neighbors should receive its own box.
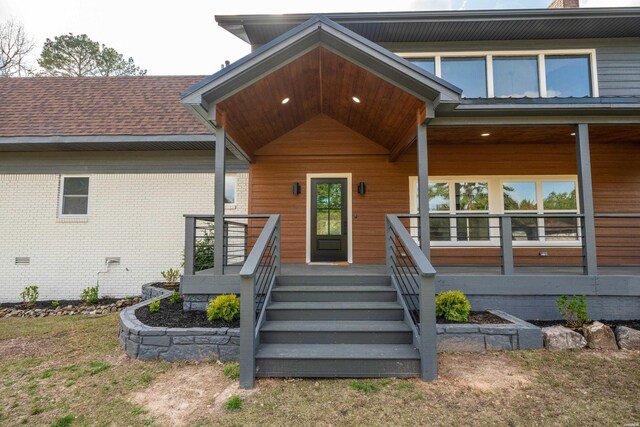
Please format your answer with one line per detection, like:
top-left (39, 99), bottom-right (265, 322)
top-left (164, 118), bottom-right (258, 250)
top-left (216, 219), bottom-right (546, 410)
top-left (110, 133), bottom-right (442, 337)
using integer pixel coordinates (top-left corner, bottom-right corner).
top-left (15, 257), bottom-right (30, 265)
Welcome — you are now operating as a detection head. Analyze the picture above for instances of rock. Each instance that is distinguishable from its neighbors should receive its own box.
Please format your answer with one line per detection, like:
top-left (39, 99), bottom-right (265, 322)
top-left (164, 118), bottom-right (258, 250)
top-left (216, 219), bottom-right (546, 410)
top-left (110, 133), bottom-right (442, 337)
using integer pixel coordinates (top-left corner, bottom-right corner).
top-left (615, 326), bottom-right (640, 350)
top-left (542, 325), bottom-right (587, 350)
top-left (583, 322), bottom-right (618, 350)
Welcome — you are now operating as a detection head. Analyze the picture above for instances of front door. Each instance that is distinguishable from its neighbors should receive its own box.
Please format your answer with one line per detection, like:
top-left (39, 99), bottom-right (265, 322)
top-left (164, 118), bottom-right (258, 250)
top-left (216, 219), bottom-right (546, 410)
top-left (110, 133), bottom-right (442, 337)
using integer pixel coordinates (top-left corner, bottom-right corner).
top-left (310, 178), bottom-right (348, 262)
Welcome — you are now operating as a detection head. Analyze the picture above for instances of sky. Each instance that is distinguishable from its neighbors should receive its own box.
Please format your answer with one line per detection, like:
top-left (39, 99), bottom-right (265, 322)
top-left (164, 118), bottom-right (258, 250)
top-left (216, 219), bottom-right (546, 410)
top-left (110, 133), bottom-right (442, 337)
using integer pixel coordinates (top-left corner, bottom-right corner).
top-left (1, 0), bottom-right (639, 75)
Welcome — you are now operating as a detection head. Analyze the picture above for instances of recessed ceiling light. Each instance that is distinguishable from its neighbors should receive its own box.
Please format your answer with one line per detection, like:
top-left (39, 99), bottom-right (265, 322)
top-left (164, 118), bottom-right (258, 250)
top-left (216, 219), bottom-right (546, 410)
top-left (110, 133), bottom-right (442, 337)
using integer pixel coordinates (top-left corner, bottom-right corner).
top-left (570, 132), bottom-right (576, 136)
top-left (352, 96), bottom-right (361, 103)
top-left (281, 97), bottom-right (290, 104)
top-left (481, 133), bottom-right (490, 137)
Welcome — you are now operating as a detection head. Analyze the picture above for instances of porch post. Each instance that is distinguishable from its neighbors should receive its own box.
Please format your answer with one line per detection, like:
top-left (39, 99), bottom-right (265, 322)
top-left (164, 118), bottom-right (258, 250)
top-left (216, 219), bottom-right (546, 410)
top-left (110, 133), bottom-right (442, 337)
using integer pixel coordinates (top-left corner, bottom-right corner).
top-left (575, 124), bottom-right (598, 276)
top-left (214, 126), bottom-right (227, 275)
top-left (417, 123), bottom-right (431, 258)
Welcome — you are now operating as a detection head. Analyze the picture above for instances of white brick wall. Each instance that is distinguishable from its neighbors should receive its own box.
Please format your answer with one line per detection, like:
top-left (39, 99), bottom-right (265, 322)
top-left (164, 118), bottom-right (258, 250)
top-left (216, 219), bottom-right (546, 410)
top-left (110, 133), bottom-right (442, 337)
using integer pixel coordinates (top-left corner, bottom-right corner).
top-left (0, 172), bottom-right (248, 302)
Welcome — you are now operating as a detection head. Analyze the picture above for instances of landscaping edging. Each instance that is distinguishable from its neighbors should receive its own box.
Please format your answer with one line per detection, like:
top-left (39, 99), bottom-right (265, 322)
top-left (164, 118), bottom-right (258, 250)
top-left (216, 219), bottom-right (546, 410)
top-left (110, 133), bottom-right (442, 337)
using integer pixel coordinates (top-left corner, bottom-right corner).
top-left (142, 282), bottom-right (173, 301)
top-left (119, 293), bottom-right (240, 362)
top-left (437, 310), bottom-right (543, 352)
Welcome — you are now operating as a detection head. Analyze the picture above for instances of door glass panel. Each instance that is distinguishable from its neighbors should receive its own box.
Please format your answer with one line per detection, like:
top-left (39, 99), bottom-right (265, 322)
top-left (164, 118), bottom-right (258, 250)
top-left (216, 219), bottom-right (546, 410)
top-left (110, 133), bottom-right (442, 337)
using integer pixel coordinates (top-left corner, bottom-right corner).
top-left (317, 184), bottom-right (329, 210)
top-left (329, 210), bottom-right (342, 235)
top-left (542, 182), bottom-right (577, 210)
top-left (329, 184), bottom-right (342, 209)
top-left (503, 182), bottom-right (537, 210)
top-left (455, 182), bottom-right (489, 211)
top-left (316, 210), bottom-right (329, 236)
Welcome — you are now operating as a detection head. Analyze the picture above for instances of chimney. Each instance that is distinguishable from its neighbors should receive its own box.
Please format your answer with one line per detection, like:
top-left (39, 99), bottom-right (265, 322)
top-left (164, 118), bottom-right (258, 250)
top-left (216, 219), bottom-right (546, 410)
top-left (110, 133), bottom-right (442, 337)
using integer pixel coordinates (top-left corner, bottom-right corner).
top-left (548, 0), bottom-right (579, 8)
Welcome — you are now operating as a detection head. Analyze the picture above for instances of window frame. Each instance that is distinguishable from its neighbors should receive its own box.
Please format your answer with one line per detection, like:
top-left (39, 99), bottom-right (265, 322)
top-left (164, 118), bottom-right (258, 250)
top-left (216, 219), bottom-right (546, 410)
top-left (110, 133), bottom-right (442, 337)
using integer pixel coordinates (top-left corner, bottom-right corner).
top-left (58, 175), bottom-right (91, 218)
top-left (402, 49), bottom-right (599, 98)
top-left (409, 175), bottom-right (581, 247)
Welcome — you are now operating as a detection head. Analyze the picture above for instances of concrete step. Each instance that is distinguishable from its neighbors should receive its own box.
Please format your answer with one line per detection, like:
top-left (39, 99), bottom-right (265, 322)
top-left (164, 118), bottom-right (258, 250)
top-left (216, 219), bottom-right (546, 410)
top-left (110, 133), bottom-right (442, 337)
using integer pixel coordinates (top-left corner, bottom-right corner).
top-left (276, 275), bottom-right (391, 286)
top-left (271, 285), bottom-right (397, 302)
top-left (255, 343), bottom-right (420, 378)
top-left (260, 320), bottom-right (413, 344)
top-left (266, 301), bottom-right (404, 321)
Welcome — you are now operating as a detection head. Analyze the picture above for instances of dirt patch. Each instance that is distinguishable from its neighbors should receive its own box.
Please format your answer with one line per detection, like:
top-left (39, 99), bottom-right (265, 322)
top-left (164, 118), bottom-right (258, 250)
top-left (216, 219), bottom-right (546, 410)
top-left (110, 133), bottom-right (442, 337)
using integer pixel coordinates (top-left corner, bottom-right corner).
top-left (130, 362), bottom-right (252, 426)
top-left (0, 336), bottom-right (54, 359)
top-left (437, 352), bottom-right (532, 392)
top-left (528, 319), bottom-right (640, 330)
top-left (135, 298), bottom-right (239, 329)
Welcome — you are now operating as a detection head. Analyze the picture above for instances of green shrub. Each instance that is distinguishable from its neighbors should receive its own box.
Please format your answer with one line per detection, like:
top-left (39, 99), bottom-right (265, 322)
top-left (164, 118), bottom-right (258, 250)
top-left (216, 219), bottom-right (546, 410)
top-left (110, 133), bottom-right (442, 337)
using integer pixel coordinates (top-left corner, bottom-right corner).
top-left (169, 290), bottom-right (181, 305)
top-left (51, 301), bottom-right (60, 308)
top-left (194, 229), bottom-right (214, 272)
top-left (350, 380), bottom-right (380, 394)
top-left (206, 294), bottom-right (240, 322)
top-left (161, 268), bottom-right (181, 284)
top-left (557, 295), bottom-right (591, 329)
top-left (435, 290), bottom-right (471, 322)
top-left (81, 286), bottom-right (99, 304)
top-left (20, 285), bottom-right (39, 306)
top-left (224, 395), bottom-right (242, 411)
top-left (149, 298), bottom-right (161, 313)
top-left (223, 362), bottom-right (240, 380)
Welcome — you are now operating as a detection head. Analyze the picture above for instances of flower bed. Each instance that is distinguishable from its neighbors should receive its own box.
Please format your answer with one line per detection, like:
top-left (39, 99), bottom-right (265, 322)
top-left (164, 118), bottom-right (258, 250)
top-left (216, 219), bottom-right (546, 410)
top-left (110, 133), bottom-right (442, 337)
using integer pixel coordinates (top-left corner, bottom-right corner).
top-left (0, 297), bottom-right (141, 318)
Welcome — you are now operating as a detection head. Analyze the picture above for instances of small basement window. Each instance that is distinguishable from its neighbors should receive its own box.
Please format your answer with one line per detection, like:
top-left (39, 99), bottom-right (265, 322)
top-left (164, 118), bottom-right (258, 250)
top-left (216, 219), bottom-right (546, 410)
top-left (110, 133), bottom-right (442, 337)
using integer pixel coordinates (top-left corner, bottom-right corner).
top-left (60, 177), bottom-right (90, 216)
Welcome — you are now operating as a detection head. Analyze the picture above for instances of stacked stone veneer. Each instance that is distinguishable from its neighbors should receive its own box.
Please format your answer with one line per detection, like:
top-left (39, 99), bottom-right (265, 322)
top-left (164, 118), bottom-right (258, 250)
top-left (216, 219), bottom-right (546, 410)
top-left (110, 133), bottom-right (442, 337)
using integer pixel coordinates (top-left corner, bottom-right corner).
top-left (183, 294), bottom-right (232, 311)
top-left (437, 310), bottom-right (543, 352)
top-left (119, 285), bottom-right (239, 362)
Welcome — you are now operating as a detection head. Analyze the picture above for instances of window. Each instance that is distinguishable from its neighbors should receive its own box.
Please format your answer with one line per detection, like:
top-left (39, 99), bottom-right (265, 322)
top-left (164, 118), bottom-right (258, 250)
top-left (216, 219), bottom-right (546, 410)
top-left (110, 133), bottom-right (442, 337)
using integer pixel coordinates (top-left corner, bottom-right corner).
top-left (410, 176), bottom-right (579, 246)
top-left (409, 58), bottom-right (435, 75)
top-left (399, 50), bottom-right (597, 98)
top-left (545, 55), bottom-right (591, 98)
top-left (493, 56), bottom-right (539, 98)
top-left (441, 57), bottom-right (487, 98)
top-left (225, 175), bottom-right (236, 204)
top-left (60, 177), bottom-right (89, 216)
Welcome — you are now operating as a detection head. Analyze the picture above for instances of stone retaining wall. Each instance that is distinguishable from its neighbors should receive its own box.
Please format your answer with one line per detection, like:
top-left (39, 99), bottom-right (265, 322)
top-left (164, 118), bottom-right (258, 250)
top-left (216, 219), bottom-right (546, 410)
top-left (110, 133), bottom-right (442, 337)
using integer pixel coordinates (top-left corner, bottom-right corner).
top-left (119, 288), bottom-right (240, 362)
top-left (142, 282), bottom-right (173, 301)
top-left (437, 310), bottom-right (543, 352)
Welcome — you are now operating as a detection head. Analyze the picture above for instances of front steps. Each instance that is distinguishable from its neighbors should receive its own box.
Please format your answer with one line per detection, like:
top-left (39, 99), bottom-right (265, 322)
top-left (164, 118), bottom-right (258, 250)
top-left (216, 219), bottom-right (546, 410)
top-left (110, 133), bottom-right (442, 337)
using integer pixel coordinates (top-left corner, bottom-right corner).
top-left (255, 275), bottom-right (420, 378)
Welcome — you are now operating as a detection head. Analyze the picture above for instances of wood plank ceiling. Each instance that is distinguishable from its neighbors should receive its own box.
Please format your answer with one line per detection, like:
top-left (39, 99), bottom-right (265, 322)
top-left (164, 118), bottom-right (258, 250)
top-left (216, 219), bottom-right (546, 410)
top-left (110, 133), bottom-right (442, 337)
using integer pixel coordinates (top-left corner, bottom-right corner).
top-left (216, 47), bottom-right (425, 158)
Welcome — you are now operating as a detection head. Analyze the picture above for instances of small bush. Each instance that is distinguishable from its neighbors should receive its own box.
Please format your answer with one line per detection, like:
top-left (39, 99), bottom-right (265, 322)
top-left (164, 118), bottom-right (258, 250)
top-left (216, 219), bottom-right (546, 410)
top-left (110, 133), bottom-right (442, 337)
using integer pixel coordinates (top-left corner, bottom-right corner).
top-left (169, 290), bottom-right (181, 305)
top-left (51, 301), bottom-right (60, 308)
top-left (435, 290), bottom-right (471, 322)
top-left (81, 286), bottom-right (99, 304)
top-left (149, 298), bottom-right (161, 313)
top-left (223, 362), bottom-right (240, 380)
top-left (207, 294), bottom-right (240, 322)
top-left (224, 395), bottom-right (242, 411)
top-left (50, 415), bottom-right (74, 427)
top-left (161, 268), bottom-right (181, 284)
top-left (557, 295), bottom-right (591, 329)
top-left (20, 285), bottom-right (39, 306)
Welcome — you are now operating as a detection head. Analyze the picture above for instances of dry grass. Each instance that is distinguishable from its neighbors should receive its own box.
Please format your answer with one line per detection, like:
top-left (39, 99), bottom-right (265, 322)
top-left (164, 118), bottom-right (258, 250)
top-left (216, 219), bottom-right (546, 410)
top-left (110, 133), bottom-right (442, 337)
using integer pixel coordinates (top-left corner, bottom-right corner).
top-left (0, 314), bottom-right (639, 427)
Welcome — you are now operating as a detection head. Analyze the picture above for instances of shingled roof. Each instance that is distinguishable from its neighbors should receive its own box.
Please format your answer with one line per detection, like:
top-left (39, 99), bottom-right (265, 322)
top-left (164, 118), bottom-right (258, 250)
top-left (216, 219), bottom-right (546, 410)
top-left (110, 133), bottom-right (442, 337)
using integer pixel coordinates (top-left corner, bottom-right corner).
top-left (0, 76), bottom-right (209, 137)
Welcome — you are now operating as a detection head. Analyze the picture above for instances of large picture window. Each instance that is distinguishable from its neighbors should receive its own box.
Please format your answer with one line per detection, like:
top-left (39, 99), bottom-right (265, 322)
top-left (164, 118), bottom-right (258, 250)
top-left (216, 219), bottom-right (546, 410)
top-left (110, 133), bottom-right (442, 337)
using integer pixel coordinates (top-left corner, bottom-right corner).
top-left (406, 49), bottom-right (597, 99)
top-left (410, 176), bottom-right (579, 246)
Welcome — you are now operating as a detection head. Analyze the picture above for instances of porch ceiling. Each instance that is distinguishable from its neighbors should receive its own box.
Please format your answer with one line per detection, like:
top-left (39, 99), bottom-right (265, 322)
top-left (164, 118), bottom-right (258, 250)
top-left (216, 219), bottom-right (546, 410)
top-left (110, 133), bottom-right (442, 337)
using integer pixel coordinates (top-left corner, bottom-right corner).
top-left (217, 47), bottom-right (425, 156)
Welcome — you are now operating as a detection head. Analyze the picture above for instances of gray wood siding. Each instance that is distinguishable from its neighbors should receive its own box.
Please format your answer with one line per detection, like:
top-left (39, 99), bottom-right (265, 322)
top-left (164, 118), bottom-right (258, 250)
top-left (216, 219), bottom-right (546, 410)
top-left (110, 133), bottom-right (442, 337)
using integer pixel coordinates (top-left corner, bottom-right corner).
top-left (0, 150), bottom-right (248, 174)
top-left (381, 38), bottom-right (640, 97)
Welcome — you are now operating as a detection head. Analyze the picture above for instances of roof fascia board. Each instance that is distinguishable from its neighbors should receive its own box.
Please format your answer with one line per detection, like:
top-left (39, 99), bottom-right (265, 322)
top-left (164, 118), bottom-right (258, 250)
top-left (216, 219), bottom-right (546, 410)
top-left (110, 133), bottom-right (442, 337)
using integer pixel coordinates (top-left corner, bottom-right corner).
top-left (0, 134), bottom-right (215, 144)
top-left (430, 115), bottom-right (640, 126)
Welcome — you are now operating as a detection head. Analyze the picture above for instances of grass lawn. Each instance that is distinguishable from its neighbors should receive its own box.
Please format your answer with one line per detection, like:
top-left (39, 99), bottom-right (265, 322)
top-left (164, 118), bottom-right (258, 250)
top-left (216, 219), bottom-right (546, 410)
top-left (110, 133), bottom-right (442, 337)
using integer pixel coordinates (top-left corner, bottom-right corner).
top-left (0, 313), bottom-right (638, 426)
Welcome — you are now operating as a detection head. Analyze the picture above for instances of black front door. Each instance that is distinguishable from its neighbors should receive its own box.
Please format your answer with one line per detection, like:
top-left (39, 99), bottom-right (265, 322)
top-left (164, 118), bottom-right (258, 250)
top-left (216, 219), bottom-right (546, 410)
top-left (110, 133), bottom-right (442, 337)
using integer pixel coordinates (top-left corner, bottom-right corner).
top-left (311, 178), bottom-right (348, 262)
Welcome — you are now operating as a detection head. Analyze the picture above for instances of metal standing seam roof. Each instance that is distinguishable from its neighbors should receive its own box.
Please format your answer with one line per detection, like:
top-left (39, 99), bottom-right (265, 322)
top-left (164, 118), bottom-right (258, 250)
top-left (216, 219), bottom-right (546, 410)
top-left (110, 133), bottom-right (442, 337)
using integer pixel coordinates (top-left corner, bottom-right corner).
top-left (216, 8), bottom-right (640, 45)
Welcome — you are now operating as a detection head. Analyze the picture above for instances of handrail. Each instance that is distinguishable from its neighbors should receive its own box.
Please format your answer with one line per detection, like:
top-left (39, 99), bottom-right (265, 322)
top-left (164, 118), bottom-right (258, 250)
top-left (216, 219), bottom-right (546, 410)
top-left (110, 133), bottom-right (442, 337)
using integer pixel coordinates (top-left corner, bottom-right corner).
top-left (398, 213), bottom-right (585, 219)
top-left (385, 214), bottom-right (437, 381)
top-left (239, 214), bottom-right (280, 390)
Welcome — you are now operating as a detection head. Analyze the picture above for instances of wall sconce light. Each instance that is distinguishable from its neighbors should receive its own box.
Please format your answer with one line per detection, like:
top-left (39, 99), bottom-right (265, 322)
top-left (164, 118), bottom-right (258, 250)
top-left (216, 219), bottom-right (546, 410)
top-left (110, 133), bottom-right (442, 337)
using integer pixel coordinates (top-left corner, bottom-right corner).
top-left (357, 182), bottom-right (366, 195)
top-left (292, 182), bottom-right (301, 195)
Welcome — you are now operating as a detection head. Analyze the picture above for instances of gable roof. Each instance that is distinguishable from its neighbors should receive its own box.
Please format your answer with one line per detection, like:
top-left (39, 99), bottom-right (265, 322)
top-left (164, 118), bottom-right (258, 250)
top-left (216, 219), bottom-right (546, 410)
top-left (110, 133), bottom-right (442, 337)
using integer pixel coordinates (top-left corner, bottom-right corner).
top-left (217, 8), bottom-right (640, 46)
top-left (0, 76), bottom-right (209, 138)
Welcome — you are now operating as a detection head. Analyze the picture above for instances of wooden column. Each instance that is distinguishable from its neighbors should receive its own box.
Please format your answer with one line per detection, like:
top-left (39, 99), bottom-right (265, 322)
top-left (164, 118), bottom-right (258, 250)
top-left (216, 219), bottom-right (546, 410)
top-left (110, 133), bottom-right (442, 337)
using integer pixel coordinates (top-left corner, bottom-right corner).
top-left (214, 126), bottom-right (227, 275)
top-left (575, 124), bottom-right (598, 276)
top-left (417, 122), bottom-right (431, 258)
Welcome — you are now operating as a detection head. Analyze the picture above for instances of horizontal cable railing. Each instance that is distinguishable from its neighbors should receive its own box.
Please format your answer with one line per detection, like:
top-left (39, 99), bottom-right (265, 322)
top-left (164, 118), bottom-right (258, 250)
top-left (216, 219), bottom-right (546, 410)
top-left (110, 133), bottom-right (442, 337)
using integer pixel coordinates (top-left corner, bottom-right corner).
top-left (594, 214), bottom-right (640, 268)
top-left (183, 214), bottom-right (271, 275)
top-left (386, 214), bottom-right (437, 381)
top-left (239, 214), bottom-right (281, 389)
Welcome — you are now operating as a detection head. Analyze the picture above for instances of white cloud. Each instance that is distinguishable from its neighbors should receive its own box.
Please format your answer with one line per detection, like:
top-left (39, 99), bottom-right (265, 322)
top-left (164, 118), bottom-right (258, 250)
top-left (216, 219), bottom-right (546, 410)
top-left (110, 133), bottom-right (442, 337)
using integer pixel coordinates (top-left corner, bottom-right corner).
top-left (581, 0), bottom-right (640, 5)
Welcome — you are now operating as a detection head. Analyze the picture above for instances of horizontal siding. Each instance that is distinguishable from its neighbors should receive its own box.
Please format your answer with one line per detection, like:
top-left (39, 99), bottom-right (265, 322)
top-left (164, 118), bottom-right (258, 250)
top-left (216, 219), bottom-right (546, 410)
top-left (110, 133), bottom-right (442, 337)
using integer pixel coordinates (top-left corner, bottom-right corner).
top-left (382, 38), bottom-right (640, 97)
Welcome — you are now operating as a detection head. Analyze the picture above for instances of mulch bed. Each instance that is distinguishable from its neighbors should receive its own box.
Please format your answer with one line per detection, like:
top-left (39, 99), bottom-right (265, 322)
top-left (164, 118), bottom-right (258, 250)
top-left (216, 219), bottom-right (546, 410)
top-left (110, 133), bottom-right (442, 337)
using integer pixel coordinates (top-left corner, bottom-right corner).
top-left (528, 319), bottom-right (640, 330)
top-left (149, 283), bottom-right (180, 291)
top-left (0, 298), bottom-right (123, 310)
top-left (437, 311), bottom-right (511, 325)
top-left (135, 297), bottom-right (239, 329)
